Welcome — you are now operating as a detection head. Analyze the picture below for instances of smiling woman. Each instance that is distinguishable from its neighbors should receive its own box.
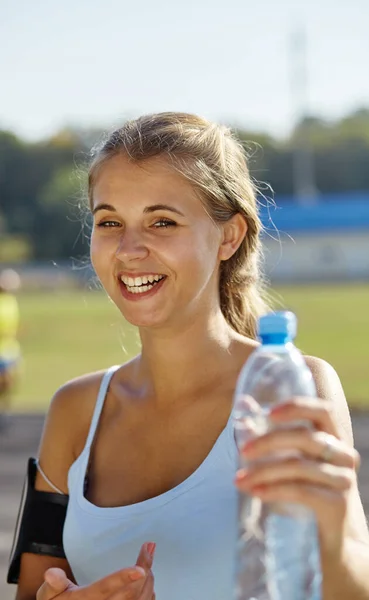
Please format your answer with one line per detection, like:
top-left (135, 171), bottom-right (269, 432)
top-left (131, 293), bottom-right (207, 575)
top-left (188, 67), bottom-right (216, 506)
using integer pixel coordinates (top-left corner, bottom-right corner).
top-left (89, 150), bottom-right (253, 329)
top-left (9, 113), bottom-right (369, 600)
top-left (87, 113), bottom-right (268, 337)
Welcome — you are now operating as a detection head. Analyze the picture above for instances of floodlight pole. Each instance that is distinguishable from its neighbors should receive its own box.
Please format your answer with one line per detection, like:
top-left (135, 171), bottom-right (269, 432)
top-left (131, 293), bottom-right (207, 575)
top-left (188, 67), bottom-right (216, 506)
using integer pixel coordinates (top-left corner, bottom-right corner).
top-left (289, 26), bottom-right (317, 204)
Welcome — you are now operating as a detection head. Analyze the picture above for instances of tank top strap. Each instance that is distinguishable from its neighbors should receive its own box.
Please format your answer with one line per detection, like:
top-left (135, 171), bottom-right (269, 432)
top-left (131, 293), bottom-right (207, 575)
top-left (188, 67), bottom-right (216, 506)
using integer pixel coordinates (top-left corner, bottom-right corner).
top-left (83, 365), bottom-right (120, 452)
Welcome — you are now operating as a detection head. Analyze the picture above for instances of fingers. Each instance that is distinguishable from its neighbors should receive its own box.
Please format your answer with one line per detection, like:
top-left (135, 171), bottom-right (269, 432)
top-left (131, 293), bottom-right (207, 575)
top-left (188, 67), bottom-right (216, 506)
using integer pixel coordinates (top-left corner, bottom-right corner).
top-left (235, 396), bottom-right (360, 557)
top-left (254, 481), bottom-right (349, 553)
top-left (91, 566), bottom-right (146, 598)
top-left (243, 481), bottom-right (347, 523)
top-left (241, 428), bottom-right (360, 470)
top-left (269, 398), bottom-right (339, 437)
top-left (138, 570), bottom-right (155, 600)
top-left (92, 543), bottom-right (156, 599)
top-left (106, 568), bottom-right (155, 600)
top-left (44, 568), bottom-right (70, 591)
top-left (136, 542), bottom-right (156, 572)
top-left (235, 457), bottom-right (354, 494)
top-left (37, 546), bottom-right (156, 600)
top-left (37, 568), bottom-right (75, 600)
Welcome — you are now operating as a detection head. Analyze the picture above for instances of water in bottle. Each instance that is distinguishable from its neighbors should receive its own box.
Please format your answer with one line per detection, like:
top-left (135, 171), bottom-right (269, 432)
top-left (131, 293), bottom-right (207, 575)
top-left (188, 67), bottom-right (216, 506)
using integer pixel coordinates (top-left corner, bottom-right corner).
top-left (232, 311), bottom-right (322, 600)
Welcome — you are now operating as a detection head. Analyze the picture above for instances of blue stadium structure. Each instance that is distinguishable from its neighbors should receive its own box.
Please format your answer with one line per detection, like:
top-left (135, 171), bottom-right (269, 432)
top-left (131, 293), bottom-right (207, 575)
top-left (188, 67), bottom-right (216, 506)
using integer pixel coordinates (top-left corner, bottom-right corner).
top-left (259, 192), bottom-right (369, 282)
top-left (259, 192), bottom-right (369, 234)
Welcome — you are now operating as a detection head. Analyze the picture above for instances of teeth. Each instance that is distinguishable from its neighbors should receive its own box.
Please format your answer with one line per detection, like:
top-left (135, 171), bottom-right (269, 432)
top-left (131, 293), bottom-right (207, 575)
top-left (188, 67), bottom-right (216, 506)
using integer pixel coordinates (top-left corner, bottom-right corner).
top-left (121, 274), bottom-right (164, 286)
top-left (119, 273), bottom-right (166, 295)
top-left (129, 284), bottom-right (154, 294)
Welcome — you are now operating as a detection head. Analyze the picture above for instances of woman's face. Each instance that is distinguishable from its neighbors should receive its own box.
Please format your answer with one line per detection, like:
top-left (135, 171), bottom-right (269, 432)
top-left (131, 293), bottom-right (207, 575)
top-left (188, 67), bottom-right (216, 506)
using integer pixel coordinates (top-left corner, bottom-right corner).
top-left (90, 155), bottom-right (227, 329)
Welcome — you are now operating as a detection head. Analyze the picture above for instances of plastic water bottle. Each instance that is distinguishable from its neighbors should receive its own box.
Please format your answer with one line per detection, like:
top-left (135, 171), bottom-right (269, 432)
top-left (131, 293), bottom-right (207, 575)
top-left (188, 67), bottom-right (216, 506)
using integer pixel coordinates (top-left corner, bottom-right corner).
top-left (232, 311), bottom-right (322, 600)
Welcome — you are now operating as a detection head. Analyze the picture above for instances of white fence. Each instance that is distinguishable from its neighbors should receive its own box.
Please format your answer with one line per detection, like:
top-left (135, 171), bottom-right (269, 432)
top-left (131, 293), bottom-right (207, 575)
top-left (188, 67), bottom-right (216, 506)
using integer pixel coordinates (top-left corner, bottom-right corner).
top-left (263, 231), bottom-right (369, 282)
top-left (2, 231), bottom-right (369, 288)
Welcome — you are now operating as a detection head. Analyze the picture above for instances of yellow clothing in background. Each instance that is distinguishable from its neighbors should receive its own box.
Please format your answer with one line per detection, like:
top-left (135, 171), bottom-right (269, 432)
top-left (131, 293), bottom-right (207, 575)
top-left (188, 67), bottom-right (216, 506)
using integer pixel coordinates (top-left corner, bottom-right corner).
top-left (0, 293), bottom-right (20, 360)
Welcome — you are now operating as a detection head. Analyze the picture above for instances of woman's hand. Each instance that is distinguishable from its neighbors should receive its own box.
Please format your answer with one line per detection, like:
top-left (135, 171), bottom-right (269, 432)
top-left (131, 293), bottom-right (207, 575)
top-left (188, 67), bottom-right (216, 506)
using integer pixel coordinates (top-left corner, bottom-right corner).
top-left (36, 542), bottom-right (156, 600)
top-left (234, 397), bottom-right (360, 557)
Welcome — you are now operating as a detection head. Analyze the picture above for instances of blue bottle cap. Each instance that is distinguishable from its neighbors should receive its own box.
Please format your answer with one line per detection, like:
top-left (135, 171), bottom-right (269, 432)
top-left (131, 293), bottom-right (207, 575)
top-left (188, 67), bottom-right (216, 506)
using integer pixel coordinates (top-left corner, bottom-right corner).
top-left (258, 311), bottom-right (297, 342)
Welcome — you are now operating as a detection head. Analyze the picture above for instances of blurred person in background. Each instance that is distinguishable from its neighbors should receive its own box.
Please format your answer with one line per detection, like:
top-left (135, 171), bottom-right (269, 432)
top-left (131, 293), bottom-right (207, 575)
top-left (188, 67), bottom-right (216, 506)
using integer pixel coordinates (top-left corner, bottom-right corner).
top-left (8, 113), bottom-right (369, 600)
top-left (0, 268), bottom-right (21, 429)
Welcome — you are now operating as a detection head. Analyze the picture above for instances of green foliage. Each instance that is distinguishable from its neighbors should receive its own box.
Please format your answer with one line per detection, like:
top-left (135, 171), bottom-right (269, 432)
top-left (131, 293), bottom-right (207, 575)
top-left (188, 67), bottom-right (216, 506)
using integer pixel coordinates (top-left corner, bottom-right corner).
top-left (1, 109), bottom-right (369, 261)
top-left (34, 165), bottom-right (90, 259)
top-left (0, 236), bottom-right (32, 261)
top-left (1, 129), bottom-right (90, 260)
top-left (238, 106), bottom-right (369, 194)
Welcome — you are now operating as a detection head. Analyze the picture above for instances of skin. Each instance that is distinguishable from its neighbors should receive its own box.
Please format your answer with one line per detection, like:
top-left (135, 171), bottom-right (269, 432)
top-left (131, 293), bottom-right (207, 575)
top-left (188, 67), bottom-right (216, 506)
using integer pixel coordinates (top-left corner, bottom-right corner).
top-left (16, 154), bottom-right (369, 599)
top-left (36, 545), bottom-right (155, 600)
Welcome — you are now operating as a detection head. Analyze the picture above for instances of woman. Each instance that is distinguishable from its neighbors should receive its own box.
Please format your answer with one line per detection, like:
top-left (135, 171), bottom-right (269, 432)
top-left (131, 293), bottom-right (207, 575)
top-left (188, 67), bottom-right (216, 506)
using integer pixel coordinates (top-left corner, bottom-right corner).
top-left (10, 113), bottom-right (369, 600)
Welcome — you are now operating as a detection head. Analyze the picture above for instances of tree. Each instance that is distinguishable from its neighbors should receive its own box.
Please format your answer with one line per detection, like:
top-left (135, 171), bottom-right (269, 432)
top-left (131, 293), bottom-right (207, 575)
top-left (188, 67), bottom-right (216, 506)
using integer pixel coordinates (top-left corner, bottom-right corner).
top-left (34, 165), bottom-right (91, 260)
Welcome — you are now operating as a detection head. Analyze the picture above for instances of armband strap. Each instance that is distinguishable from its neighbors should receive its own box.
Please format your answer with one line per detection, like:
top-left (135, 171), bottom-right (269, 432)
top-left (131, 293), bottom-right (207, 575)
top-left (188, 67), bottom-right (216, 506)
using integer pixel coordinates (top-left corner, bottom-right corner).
top-left (7, 457), bottom-right (69, 584)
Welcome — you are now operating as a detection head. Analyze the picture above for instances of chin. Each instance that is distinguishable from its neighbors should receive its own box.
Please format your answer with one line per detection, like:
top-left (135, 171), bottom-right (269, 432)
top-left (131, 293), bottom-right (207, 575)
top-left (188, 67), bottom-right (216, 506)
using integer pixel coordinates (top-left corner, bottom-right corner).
top-left (118, 306), bottom-right (168, 330)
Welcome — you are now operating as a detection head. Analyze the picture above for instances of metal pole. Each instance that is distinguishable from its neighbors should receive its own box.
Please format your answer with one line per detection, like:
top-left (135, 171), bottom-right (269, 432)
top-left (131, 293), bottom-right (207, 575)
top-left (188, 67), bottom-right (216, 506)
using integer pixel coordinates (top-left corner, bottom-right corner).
top-left (289, 26), bottom-right (317, 204)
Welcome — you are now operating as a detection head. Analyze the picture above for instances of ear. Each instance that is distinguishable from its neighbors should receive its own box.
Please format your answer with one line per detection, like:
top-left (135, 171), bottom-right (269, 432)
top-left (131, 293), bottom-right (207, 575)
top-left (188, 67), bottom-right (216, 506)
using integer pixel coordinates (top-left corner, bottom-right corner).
top-left (218, 213), bottom-right (248, 261)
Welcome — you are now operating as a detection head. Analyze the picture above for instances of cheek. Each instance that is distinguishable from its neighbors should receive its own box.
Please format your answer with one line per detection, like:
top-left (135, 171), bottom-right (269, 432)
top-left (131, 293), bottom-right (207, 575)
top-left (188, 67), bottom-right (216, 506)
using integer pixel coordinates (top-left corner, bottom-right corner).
top-left (176, 234), bottom-right (220, 285)
top-left (197, 230), bottom-right (221, 271)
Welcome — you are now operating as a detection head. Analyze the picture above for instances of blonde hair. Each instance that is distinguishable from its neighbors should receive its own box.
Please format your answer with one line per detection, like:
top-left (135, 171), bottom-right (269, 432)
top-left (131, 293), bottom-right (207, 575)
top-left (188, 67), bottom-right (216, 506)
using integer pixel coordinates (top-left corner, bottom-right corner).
top-left (88, 112), bottom-right (270, 339)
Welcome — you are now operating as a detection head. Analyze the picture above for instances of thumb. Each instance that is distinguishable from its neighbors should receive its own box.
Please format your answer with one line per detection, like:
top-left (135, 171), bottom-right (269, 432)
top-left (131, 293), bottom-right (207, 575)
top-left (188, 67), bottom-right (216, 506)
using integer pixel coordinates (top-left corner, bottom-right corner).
top-left (43, 568), bottom-right (72, 596)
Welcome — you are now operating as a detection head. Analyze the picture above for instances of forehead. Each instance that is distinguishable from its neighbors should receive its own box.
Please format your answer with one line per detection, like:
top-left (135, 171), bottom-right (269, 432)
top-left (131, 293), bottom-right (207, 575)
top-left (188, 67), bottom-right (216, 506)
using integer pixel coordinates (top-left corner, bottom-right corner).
top-left (92, 154), bottom-right (199, 207)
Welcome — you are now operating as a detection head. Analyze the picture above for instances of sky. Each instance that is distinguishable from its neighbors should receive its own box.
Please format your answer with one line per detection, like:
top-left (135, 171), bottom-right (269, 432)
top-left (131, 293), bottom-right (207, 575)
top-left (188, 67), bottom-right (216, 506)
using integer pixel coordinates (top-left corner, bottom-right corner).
top-left (1, 0), bottom-right (369, 141)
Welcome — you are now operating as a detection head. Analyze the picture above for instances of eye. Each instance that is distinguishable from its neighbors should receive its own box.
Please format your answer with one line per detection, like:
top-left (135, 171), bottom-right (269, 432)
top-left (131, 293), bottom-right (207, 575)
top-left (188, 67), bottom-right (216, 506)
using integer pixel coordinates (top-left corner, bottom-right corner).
top-left (153, 218), bottom-right (176, 228)
top-left (96, 220), bottom-right (121, 228)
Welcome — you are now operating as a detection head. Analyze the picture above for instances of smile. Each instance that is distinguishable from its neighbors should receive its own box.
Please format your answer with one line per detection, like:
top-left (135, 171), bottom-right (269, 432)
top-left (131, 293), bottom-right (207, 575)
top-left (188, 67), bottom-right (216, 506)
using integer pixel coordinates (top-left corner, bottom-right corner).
top-left (120, 274), bottom-right (166, 295)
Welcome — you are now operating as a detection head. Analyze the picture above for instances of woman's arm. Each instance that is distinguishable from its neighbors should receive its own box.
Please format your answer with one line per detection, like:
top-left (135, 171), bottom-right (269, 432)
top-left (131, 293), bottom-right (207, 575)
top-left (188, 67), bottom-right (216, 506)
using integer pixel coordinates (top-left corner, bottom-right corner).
top-left (15, 554), bottom-right (75, 600)
top-left (307, 356), bottom-right (369, 544)
top-left (307, 357), bottom-right (369, 600)
top-left (14, 375), bottom-right (98, 600)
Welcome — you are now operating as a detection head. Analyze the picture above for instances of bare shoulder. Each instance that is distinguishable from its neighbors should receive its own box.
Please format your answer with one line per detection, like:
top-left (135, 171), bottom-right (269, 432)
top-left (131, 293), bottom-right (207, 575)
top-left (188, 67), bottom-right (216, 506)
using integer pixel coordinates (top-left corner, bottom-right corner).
top-left (304, 355), bottom-right (354, 446)
top-left (304, 355), bottom-right (342, 391)
top-left (48, 369), bottom-right (109, 439)
top-left (35, 368), bottom-right (115, 494)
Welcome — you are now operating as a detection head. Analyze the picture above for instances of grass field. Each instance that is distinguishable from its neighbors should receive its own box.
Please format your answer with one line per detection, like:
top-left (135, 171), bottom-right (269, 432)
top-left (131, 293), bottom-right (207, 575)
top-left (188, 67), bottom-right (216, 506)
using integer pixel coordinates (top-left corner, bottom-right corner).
top-left (9, 283), bottom-right (369, 411)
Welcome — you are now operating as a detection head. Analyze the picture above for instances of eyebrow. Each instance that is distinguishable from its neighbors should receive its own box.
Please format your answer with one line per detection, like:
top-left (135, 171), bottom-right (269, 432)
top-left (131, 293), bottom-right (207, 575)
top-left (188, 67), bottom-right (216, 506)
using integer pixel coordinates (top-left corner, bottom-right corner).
top-left (92, 203), bottom-right (116, 215)
top-left (144, 204), bottom-right (185, 217)
top-left (92, 203), bottom-right (185, 217)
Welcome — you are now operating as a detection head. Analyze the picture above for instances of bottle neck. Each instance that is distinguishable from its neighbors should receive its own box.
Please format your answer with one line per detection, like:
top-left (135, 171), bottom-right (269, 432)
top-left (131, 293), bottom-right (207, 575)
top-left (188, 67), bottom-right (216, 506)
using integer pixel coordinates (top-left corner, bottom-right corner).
top-left (259, 334), bottom-right (293, 345)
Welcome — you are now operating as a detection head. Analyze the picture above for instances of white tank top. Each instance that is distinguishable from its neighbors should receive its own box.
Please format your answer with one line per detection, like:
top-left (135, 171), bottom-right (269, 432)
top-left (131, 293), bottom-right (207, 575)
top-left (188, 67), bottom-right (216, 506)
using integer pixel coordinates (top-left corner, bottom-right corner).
top-left (63, 366), bottom-right (239, 600)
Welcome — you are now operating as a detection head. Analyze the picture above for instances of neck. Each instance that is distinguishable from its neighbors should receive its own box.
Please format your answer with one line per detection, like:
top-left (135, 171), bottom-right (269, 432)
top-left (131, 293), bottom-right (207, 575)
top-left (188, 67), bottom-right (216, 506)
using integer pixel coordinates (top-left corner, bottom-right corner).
top-left (132, 308), bottom-right (250, 407)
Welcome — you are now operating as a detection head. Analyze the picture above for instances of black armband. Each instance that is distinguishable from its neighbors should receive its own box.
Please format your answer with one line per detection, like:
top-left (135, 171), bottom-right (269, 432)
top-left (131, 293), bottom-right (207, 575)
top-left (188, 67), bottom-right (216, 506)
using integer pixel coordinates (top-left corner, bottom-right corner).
top-left (7, 457), bottom-right (69, 584)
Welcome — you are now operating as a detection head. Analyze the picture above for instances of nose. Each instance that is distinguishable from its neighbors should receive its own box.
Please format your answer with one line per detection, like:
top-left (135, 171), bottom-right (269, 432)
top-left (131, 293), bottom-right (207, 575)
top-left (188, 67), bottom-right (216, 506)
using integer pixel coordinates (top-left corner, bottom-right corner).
top-left (114, 229), bottom-right (149, 263)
